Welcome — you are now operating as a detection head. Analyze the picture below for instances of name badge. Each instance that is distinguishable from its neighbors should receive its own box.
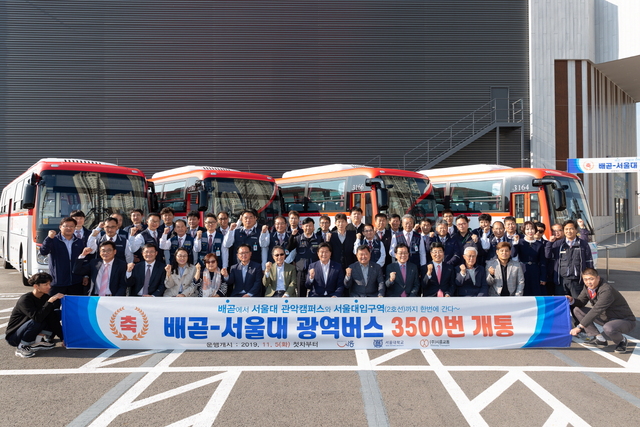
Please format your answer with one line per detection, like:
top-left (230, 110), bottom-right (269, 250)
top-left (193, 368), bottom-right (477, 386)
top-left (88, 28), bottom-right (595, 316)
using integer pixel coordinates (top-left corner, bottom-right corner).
top-left (253, 244), bottom-right (258, 251)
top-left (413, 244), bottom-right (419, 252)
top-left (216, 250), bottom-right (221, 257)
top-left (285, 249), bottom-right (290, 255)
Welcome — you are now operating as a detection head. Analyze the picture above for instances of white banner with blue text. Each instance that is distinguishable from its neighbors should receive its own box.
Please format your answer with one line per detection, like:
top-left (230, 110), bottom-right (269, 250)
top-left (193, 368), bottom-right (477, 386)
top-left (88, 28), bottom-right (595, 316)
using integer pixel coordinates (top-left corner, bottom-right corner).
top-left (62, 296), bottom-right (571, 350)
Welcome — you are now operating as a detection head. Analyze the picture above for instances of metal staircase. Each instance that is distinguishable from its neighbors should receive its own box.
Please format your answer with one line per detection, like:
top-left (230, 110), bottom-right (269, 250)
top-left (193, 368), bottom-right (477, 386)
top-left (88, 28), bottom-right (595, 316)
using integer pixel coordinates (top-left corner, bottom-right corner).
top-left (403, 98), bottom-right (524, 171)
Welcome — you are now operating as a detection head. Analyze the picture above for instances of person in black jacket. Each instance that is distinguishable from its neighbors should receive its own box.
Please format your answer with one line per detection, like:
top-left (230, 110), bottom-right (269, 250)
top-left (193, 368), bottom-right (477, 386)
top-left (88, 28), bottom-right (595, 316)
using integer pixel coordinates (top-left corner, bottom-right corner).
top-left (569, 268), bottom-right (635, 354)
top-left (5, 273), bottom-right (63, 358)
top-left (453, 247), bottom-right (488, 297)
top-left (39, 217), bottom-right (86, 295)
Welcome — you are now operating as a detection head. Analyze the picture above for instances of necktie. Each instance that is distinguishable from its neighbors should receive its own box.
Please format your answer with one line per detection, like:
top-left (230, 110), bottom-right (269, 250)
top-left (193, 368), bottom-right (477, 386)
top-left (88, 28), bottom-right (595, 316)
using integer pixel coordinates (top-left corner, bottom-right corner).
top-left (368, 240), bottom-right (373, 250)
top-left (99, 263), bottom-right (110, 296)
top-left (191, 230), bottom-right (197, 238)
top-left (400, 264), bottom-right (406, 281)
top-left (142, 264), bottom-right (152, 295)
top-left (279, 234), bottom-right (284, 245)
top-left (208, 235), bottom-right (213, 252)
top-left (436, 264), bottom-right (442, 282)
top-left (405, 233), bottom-right (410, 242)
top-left (179, 236), bottom-right (184, 247)
top-left (378, 231), bottom-right (383, 239)
top-left (75, 230), bottom-right (82, 239)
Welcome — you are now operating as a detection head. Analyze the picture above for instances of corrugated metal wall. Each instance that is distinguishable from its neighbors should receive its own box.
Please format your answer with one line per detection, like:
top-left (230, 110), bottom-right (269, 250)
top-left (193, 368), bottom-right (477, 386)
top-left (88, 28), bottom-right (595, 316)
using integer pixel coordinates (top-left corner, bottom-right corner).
top-left (0, 0), bottom-right (529, 188)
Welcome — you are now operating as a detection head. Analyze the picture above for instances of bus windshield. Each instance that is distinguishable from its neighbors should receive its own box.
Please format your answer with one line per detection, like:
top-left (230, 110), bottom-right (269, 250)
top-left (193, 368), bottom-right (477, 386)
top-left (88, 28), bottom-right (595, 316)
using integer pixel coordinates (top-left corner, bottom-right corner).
top-left (204, 178), bottom-right (279, 222)
top-left (36, 171), bottom-right (147, 230)
top-left (381, 175), bottom-right (438, 221)
top-left (549, 176), bottom-right (594, 233)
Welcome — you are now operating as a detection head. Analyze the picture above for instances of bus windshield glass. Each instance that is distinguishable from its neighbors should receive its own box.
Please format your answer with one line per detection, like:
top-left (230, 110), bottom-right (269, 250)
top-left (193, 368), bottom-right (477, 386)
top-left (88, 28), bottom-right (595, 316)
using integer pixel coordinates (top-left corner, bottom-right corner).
top-left (381, 175), bottom-right (437, 220)
top-left (36, 171), bottom-right (147, 230)
top-left (205, 178), bottom-right (278, 222)
top-left (549, 176), bottom-right (594, 233)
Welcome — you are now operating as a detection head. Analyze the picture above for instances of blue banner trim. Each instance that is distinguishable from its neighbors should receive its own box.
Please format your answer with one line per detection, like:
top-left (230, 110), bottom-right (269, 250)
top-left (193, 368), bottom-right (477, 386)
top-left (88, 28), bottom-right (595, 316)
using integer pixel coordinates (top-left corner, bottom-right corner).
top-left (63, 296), bottom-right (116, 349)
top-left (523, 297), bottom-right (572, 348)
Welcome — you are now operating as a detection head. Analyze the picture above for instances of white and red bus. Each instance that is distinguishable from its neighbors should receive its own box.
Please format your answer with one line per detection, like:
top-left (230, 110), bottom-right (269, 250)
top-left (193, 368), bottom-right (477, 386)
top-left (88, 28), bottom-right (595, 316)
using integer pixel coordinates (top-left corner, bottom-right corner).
top-left (0, 158), bottom-right (150, 284)
top-left (419, 164), bottom-right (598, 256)
top-left (276, 164), bottom-right (437, 224)
top-left (149, 166), bottom-right (282, 225)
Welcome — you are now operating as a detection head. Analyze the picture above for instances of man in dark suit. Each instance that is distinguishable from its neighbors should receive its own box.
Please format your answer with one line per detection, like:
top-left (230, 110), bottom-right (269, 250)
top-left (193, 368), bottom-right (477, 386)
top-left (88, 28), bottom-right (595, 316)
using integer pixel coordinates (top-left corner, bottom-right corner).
top-left (328, 213), bottom-right (357, 271)
top-left (39, 217), bottom-right (86, 296)
top-left (385, 243), bottom-right (420, 297)
top-left (222, 244), bottom-right (262, 297)
top-left (74, 242), bottom-right (128, 296)
top-left (374, 213), bottom-right (394, 269)
top-left (422, 242), bottom-right (455, 297)
top-left (424, 219), bottom-right (462, 267)
top-left (126, 243), bottom-right (166, 297)
top-left (345, 245), bottom-right (385, 297)
top-left (306, 243), bottom-right (345, 297)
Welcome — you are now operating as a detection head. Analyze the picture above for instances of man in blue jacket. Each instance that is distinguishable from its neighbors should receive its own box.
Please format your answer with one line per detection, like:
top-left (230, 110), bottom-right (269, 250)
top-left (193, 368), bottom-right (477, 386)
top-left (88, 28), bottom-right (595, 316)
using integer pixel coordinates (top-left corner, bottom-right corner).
top-left (39, 217), bottom-right (86, 295)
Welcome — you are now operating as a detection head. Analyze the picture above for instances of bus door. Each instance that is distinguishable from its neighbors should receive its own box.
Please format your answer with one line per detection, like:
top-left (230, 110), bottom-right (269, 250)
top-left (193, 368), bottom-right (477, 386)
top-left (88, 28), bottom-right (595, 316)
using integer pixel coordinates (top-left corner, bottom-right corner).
top-left (351, 192), bottom-right (372, 223)
top-left (511, 192), bottom-right (541, 226)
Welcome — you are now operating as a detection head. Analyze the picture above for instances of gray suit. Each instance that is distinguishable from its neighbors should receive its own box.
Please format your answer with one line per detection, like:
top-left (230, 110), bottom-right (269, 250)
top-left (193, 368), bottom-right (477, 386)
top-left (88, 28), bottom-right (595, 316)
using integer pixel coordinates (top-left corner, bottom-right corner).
top-left (486, 259), bottom-right (525, 296)
top-left (344, 262), bottom-right (385, 297)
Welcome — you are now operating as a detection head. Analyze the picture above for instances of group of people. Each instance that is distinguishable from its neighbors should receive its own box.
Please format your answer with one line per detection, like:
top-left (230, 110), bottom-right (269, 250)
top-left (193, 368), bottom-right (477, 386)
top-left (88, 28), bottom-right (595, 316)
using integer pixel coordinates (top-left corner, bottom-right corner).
top-left (5, 206), bottom-right (635, 356)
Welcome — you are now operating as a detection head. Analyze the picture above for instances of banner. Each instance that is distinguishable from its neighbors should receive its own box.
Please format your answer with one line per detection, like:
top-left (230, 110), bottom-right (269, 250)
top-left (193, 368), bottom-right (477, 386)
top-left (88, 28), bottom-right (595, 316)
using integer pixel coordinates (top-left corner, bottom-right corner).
top-left (62, 296), bottom-right (571, 350)
top-left (567, 157), bottom-right (640, 174)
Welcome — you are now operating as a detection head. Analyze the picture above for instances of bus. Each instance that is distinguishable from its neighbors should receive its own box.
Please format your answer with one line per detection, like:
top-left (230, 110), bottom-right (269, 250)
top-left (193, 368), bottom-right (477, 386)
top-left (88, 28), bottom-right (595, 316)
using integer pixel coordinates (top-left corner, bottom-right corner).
top-left (276, 164), bottom-right (437, 224)
top-left (0, 158), bottom-right (150, 285)
top-left (419, 164), bottom-right (598, 257)
top-left (149, 166), bottom-right (282, 225)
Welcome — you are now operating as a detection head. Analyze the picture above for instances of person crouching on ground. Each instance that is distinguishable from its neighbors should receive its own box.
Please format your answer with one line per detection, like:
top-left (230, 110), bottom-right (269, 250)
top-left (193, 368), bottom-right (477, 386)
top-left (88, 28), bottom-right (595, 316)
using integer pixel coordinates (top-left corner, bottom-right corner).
top-left (5, 273), bottom-right (63, 358)
top-left (569, 268), bottom-right (635, 354)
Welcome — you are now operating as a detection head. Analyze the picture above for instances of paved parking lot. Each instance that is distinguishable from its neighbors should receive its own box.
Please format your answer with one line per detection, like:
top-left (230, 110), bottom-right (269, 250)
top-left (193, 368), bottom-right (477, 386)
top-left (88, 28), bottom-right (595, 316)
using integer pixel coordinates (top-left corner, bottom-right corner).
top-left (1, 259), bottom-right (640, 427)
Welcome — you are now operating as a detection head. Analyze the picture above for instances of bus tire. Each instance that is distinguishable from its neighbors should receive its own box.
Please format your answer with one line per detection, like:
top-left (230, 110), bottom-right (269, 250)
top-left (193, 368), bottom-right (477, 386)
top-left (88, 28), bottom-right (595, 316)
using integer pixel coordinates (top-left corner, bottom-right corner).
top-left (2, 258), bottom-right (13, 269)
top-left (1, 240), bottom-right (13, 269)
top-left (19, 250), bottom-right (29, 286)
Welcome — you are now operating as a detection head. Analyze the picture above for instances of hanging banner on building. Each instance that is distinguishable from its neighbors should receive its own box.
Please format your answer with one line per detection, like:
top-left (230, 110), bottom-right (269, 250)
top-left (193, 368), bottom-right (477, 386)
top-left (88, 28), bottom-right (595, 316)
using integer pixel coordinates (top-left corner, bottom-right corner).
top-left (62, 296), bottom-right (571, 350)
top-left (567, 157), bottom-right (640, 174)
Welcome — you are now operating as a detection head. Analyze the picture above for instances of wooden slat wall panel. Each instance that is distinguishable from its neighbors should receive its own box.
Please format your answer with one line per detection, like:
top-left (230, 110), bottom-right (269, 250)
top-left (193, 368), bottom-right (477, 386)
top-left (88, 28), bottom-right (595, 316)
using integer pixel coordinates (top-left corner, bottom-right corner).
top-left (0, 0), bottom-right (529, 188)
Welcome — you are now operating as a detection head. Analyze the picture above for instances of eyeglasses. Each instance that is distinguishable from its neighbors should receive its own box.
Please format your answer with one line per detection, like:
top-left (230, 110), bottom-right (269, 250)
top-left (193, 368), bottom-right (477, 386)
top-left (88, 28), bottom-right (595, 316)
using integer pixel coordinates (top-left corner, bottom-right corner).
top-left (238, 251), bottom-right (251, 255)
top-left (205, 260), bottom-right (217, 264)
top-left (273, 253), bottom-right (285, 257)
top-left (204, 221), bottom-right (216, 225)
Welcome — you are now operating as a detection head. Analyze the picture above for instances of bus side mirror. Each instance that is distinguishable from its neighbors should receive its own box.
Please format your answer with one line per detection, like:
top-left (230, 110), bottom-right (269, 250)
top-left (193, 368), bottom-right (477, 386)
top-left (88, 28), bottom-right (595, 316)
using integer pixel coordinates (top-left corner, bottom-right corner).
top-left (147, 182), bottom-right (159, 212)
top-left (22, 184), bottom-right (36, 209)
top-left (377, 188), bottom-right (389, 211)
top-left (198, 190), bottom-right (208, 211)
top-left (554, 188), bottom-right (566, 211)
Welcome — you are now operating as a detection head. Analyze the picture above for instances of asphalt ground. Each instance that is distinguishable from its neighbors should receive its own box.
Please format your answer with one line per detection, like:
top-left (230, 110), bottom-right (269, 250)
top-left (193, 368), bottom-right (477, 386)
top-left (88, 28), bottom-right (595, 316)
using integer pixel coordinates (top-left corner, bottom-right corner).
top-left (1, 257), bottom-right (640, 427)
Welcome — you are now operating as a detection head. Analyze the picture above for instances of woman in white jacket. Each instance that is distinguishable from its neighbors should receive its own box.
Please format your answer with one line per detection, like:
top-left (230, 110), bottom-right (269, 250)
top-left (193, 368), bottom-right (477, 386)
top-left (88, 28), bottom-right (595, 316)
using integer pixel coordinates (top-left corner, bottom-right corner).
top-left (164, 247), bottom-right (197, 297)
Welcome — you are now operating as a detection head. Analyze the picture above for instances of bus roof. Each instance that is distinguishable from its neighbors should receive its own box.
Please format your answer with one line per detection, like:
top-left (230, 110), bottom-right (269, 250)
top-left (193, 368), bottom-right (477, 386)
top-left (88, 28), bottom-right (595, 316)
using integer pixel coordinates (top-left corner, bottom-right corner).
top-left (421, 166), bottom-right (580, 181)
top-left (419, 164), bottom-right (511, 177)
top-left (150, 166), bottom-right (275, 182)
top-left (280, 164), bottom-right (429, 180)
top-left (4, 158), bottom-right (145, 186)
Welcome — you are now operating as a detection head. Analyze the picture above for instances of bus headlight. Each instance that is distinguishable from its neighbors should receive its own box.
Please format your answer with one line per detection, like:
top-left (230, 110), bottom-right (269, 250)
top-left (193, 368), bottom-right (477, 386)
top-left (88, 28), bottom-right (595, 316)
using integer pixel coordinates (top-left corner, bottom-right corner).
top-left (37, 254), bottom-right (49, 265)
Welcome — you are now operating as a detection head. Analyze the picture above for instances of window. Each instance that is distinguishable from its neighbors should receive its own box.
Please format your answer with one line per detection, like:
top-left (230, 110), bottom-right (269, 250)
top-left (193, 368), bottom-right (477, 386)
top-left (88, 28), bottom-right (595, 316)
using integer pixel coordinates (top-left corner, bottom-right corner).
top-left (280, 184), bottom-right (307, 212)
top-left (449, 179), bottom-right (503, 212)
top-left (163, 181), bottom-right (186, 201)
top-left (308, 180), bottom-right (345, 212)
